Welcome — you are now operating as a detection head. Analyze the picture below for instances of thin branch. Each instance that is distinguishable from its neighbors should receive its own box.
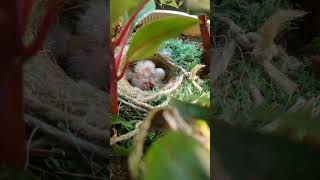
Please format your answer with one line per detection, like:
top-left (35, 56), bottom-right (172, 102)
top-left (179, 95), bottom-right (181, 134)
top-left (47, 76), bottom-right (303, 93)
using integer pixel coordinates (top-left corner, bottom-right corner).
top-left (24, 127), bottom-right (39, 170)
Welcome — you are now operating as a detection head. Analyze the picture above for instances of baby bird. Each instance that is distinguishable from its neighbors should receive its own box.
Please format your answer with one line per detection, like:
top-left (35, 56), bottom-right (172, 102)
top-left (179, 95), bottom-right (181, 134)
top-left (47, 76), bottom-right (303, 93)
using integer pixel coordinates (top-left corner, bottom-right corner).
top-left (154, 68), bottom-right (166, 86)
top-left (126, 60), bottom-right (166, 90)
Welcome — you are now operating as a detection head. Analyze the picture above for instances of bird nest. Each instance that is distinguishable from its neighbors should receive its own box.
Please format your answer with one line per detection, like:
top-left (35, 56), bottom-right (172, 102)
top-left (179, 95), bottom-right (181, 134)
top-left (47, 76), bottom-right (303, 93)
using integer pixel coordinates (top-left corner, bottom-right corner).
top-left (118, 54), bottom-right (184, 112)
top-left (117, 10), bottom-right (209, 112)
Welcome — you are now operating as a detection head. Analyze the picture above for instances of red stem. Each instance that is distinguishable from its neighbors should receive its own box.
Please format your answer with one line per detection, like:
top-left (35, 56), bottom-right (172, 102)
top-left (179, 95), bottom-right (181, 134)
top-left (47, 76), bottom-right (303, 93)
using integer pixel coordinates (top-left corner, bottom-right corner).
top-left (0, 1), bottom-right (25, 168)
top-left (198, 15), bottom-right (210, 72)
top-left (110, 42), bottom-right (119, 114)
top-left (0, 64), bottom-right (25, 168)
top-left (110, 0), bottom-right (149, 114)
top-left (115, 28), bottom-right (130, 71)
top-left (113, 0), bottom-right (148, 47)
top-left (17, 0), bottom-right (33, 35)
top-left (21, 1), bottom-right (58, 61)
top-left (117, 63), bottom-right (129, 81)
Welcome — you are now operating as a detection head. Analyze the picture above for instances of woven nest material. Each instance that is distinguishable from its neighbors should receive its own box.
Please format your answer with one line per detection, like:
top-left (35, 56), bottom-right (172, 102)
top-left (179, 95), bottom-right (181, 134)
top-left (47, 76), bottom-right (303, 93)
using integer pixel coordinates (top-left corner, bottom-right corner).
top-left (118, 54), bottom-right (184, 111)
top-left (24, 51), bottom-right (109, 143)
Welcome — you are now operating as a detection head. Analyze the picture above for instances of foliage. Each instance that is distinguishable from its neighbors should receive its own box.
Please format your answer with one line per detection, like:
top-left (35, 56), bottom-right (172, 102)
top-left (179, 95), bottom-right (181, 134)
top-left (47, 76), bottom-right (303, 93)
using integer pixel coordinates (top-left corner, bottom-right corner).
top-left (126, 17), bottom-right (198, 62)
top-left (160, 38), bottom-right (203, 71)
top-left (213, 1), bottom-right (320, 178)
top-left (111, 115), bottom-right (135, 130)
top-left (143, 131), bottom-right (209, 180)
top-left (111, 1), bottom-right (210, 179)
top-left (169, 98), bottom-right (211, 122)
top-left (157, 0), bottom-right (183, 9)
top-left (110, 0), bottom-right (143, 28)
top-left (212, 0), bottom-right (320, 128)
top-left (175, 80), bottom-right (209, 102)
top-left (110, 0), bottom-right (198, 114)
top-left (128, 98), bottom-right (210, 180)
top-left (156, 0), bottom-right (210, 14)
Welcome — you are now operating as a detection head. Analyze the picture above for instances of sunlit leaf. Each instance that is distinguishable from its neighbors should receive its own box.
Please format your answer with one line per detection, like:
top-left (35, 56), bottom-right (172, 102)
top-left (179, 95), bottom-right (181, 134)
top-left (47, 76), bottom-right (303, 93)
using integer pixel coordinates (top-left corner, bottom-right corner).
top-left (169, 98), bottom-right (211, 122)
top-left (191, 119), bottom-right (210, 150)
top-left (126, 17), bottom-right (198, 62)
top-left (110, 0), bottom-right (143, 27)
top-left (132, 0), bottom-right (156, 28)
top-left (158, 0), bottom-right (180, 8)
top-left (143, 131), bottom-right (209, 180)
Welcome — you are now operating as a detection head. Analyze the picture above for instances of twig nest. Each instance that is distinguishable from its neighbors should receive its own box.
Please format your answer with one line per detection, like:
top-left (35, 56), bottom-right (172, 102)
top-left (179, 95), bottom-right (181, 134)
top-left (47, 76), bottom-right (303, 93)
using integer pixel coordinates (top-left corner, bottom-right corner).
top-left (118, 54), bottom-right (184, 109)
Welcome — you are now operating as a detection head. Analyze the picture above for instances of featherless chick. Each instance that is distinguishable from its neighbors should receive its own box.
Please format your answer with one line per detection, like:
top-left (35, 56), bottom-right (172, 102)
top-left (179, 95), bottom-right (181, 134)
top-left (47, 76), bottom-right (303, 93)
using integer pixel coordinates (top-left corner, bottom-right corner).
top-left (126, 60), bottom-right (166, 90)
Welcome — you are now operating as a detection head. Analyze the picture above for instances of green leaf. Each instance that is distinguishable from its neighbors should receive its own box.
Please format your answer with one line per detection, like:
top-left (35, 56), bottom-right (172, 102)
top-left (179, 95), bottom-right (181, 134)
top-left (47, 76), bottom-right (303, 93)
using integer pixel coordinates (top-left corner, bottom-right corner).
top-left (111, 144), bottom-right (131, 156)
top-left (143, 131), bottom-right (209, 180)
top-left (158, 0), bottom-right (180, 8)
top-left (126, 17), bottom-right (198, 62)
top-left (110, 0), bottom-right (144, 27)
top-left (111, 115), bottom-right (134, 129)
top-left (132, 0), bottom-right (156, 28)
top-left (169, 98), bottom-right (211, 122)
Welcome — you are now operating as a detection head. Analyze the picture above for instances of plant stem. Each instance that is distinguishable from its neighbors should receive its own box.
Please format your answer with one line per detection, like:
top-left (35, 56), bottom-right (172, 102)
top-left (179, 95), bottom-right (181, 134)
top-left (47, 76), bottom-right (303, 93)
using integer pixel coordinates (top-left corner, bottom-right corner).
top-left (22, 1), bottom-right (58, 61)
top-left (114, 0), bottom-right (148, 46)
top-left (110, 43), bottom-right (119, 114)
top-left (17, 0), bottom-right (32, 35)
top-left (110, 0), bottom-right (149, 114)
top-left (0, 63), bottom-right (25, 168)
top-left (0, 1), bottom-right (25, 168)
top-left (115, 28), bottom-right (130, 71)
top-left (117, 62), bottom-right (129, 81)
top-left (198, 15), bottom-right (210, 73)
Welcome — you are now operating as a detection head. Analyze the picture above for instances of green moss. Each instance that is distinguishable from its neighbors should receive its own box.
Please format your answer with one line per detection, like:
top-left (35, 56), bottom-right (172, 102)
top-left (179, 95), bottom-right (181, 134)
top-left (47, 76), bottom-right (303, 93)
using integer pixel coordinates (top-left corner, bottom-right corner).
top-left (159, 38), bottom-right (203, 71)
